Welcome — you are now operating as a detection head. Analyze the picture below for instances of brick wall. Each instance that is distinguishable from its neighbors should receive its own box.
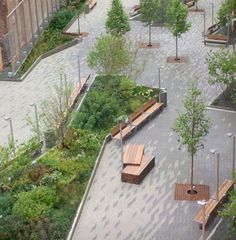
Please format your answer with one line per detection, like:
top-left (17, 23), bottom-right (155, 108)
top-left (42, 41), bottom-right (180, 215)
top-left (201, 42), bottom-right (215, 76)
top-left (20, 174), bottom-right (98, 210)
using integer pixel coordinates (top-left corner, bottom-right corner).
top-left (0, 0), bottom-right (8, 66)
top-left (0, 0), bottom-right (8, 37)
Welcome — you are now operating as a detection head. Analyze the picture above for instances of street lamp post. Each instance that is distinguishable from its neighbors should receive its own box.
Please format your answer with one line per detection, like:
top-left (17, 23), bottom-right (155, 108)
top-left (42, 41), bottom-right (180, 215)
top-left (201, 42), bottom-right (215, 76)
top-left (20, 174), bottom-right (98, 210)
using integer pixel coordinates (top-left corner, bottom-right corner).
top-left (203, 12), bottom-right (206, 45)
top-left (227, 133), bottom-right (236, 177)
top-left (77, 12), bottom-right (81, 37)
top-left (211, 3), bottom-right (214, 26)
top-left (157, 66), bottom-right (164, 89)
top-left (197, 200), bottom-right (206, 240)
top-left (30, 103), bottom-right (40, 142)
top-left (4, 117), bottom-right (15, 156)
top-left (210, 149), bottom-right (220, 201)
top-left (77, 54), bottom-right (81, 87)
top-left (117, 116), bottom-right (128, 166)
top-left (119, 122), bottom-right (124, 164)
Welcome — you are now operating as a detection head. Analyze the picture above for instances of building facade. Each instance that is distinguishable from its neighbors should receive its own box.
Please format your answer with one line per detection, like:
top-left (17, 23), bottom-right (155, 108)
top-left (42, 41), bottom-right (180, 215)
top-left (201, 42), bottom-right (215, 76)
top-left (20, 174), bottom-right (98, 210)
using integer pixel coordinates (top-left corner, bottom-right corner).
top-left (0, 0), bottom-right (63, 73)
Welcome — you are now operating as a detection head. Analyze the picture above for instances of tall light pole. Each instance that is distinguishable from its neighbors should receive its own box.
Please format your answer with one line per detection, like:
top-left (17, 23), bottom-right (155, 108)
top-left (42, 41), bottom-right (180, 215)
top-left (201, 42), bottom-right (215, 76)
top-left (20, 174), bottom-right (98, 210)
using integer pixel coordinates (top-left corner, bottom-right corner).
top-left (77, 54), bottom-right (81, 88)
top-left (117, 116), bottom-right (128, 166)
top-left (203, 12), bottom-right (206, 45)
top-left (4, 117), bottom-right (15, 156)
top-left (211, 3), bottom-right (214, 26)
top-left (227, 133), bottom-right (235, 177)
top-left (210, 149), bottom-right (220, 201)
top-left (30, 103), bottom-right (40, 142)
top-left (77, 12), bottom-right (81, 38)
top-left (157, 66), bottom-right (164, 89)
top-left (227, 15), bottom-right (231, 46)
top-left (197, 200), bottom-right (206, 240)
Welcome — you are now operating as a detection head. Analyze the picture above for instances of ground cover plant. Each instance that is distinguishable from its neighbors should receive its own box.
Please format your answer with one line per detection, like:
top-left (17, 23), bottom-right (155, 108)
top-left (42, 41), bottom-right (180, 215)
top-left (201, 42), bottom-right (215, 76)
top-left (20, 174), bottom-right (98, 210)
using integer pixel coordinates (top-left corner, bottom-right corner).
top-left (0, 130), bottom-right (100, 240)
top-left (0, 75), bottom-right (159, 240)
top-left (72, 75), bottom-right (160, 137)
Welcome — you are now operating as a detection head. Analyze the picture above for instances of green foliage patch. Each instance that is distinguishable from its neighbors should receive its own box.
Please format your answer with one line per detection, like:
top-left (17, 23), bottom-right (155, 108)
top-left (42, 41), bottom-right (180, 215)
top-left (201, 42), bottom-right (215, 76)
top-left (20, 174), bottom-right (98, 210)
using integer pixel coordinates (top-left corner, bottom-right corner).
top-left (72, 76), bottom-right (160, 135)
top-left (17, 2), bottom-right (87, 76)
top-left (0, 128), bottom-right (100, 239)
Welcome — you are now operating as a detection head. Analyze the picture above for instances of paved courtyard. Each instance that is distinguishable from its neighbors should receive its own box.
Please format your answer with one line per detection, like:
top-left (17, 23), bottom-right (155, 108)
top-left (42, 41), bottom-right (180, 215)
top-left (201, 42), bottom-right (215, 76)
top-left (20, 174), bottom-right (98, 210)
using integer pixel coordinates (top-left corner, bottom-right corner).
top-left (0, 0), bottom-right (235, 239)
top-left (69, 0), bottom-right (236, 240)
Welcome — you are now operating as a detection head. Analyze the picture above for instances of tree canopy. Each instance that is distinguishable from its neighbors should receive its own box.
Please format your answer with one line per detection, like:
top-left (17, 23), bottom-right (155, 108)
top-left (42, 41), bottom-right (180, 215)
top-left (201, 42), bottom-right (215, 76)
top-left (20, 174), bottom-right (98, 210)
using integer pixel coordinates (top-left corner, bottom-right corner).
top-left (166, 0), bottom-right (191, 37)
top-left (141, 0), bottom-right (161, 24)
top-left (87, 35), bottom-right (131, 76)
top-left (106, 0), bottom-right (130, 35)
top-left (173, 83), bottom-right (211, 192)
top-left (206, 49), bottom-right (236, 96)
top-left (218, 0), bottom-right (236, 26)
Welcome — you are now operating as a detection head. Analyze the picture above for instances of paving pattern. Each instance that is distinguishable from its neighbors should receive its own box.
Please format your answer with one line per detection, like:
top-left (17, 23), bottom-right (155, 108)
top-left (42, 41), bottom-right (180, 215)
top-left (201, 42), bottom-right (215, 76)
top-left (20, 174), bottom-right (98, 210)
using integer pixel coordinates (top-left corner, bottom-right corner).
top-left (70, 0), bottom-right (236, 240)
top-left (0, 0), bottom-right (235, 239)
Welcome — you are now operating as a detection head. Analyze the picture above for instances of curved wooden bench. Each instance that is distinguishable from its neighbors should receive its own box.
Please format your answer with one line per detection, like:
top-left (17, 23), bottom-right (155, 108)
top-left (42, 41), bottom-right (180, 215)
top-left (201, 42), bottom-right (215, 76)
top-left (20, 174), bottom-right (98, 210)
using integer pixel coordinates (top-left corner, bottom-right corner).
top-left (194, 179), bottom-right (234, 229)
top-left (111, 98), bottom-right (164, 140)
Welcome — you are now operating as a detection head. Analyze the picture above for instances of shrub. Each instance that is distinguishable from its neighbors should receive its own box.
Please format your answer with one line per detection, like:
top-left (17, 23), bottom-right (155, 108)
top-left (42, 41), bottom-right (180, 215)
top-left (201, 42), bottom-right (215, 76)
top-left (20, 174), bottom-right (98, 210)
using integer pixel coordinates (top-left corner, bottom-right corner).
top-left (73, 91), bottom-right (120, 131)
top-left (0, 193), bottom-right (13, 217)
top-left (13, 186), bottom-right (57, 220)
top-left (49, 8), bottom-right (75, 31)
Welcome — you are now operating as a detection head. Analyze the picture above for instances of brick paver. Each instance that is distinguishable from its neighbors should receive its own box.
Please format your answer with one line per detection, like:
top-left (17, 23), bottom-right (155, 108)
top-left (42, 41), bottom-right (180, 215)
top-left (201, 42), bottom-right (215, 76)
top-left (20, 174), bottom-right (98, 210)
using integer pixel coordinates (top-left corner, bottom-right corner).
top-left (0, 0), bottom-right (234, 239)
top-left (70, 0), bottom-right (236, 240)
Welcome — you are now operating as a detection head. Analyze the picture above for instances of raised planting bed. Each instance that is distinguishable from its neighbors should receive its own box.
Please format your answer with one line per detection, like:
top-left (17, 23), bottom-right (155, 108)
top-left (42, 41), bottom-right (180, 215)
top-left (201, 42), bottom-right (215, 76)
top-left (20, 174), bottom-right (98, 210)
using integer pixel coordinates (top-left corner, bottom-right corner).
top-left (210, 90), bottom-right (236, 111)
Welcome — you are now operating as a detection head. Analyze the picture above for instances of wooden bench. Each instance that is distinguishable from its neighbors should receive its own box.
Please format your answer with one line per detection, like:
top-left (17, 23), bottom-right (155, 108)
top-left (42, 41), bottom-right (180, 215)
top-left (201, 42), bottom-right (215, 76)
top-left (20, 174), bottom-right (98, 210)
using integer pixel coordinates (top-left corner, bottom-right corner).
top-left (185, 0), bottom-right (195, 8)
top-left (204, 39), bottom-right (228, 46)
top-left (88, 0), bottom-right (97, 11)
top-left (204, 34), bottom-right (228, 46)
top-left (207, 23), bottom-right (220, 35)
top-left (194, 179), bottom-right (234, 229)
top-left (123, 144), bottom-right (144, 167)
top-left (111, 98), bottom-right (164, 140)
top-left (121, 155), bottom-right (155, 184)
top-left (69, 75), bottom-right (89, 109)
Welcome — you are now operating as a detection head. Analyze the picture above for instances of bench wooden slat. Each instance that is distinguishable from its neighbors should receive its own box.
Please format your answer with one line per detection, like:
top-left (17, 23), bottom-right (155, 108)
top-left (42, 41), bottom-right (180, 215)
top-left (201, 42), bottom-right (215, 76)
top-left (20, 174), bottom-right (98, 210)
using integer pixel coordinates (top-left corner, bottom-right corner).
top-left (145, 102), bottom-right (163, 114)
top-left (111, 122), bottom-right (128, 137)
top-left (130, 109), bottom-right (143, 122)
top-left (69, 77), bottom-right (87, 109)
top-left (113, 125), bottom-right (136, 140)
top-left (111, 98), bottom-right (164, 140)
top-left (123, 144), bottom-right (144, 166)
top-left (132, 111), bottom-right (150, 127)
top-left (218, 179), bottom-right (234, 200)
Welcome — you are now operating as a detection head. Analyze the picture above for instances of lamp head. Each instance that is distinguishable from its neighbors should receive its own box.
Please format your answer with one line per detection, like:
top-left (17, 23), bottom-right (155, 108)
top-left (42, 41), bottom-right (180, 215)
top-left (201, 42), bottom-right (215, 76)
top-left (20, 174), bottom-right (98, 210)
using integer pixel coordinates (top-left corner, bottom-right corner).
top-left (227, 132), bottom-right (233, 138)
top-left (197, 200), bottom-right (206, 206)
top-left (210, 149), bottom-right (216, 154)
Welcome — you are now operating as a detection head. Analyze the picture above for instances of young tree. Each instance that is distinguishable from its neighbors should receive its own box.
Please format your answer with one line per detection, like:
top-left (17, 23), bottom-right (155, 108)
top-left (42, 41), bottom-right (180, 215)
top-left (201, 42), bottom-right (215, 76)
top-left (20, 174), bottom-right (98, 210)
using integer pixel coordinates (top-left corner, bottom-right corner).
top-left (206, 49), bottom-right (236, 98)
top-left (124, 38), bottom-right (147, 81)
top-left (141, 0), bottom-right (161, 46)
top-left (39, 73), bottom-right (73, 144)
top-left (173, 84), bottom-right (211, 194)
top-left (87, 35), bottom-right (131, 76)
top-left (106, 0), bottom-right (130, 35)
top-left (166, 0), bottom-right (191, 60)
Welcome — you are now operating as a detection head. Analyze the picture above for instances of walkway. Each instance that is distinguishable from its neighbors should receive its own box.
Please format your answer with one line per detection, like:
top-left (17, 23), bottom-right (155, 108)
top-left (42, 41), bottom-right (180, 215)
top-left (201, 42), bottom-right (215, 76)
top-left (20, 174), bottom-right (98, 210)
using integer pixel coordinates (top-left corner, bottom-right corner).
top-left (0, 0), bottom-right (234, 239)
top-left (70, 0), bottom-right (236, 239)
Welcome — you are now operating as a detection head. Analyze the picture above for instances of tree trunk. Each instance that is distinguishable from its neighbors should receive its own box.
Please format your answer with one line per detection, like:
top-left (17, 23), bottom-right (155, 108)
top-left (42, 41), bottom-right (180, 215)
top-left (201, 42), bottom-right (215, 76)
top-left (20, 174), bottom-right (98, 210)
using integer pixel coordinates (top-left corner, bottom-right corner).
top-left (175, 35), bottom-right (179, 60)
top-left (148, 24), bottom-right (152, 46)
top-left (195, 0), bottom-right (198, 11)
top-left (190, 153), bottom-right (194, 194)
